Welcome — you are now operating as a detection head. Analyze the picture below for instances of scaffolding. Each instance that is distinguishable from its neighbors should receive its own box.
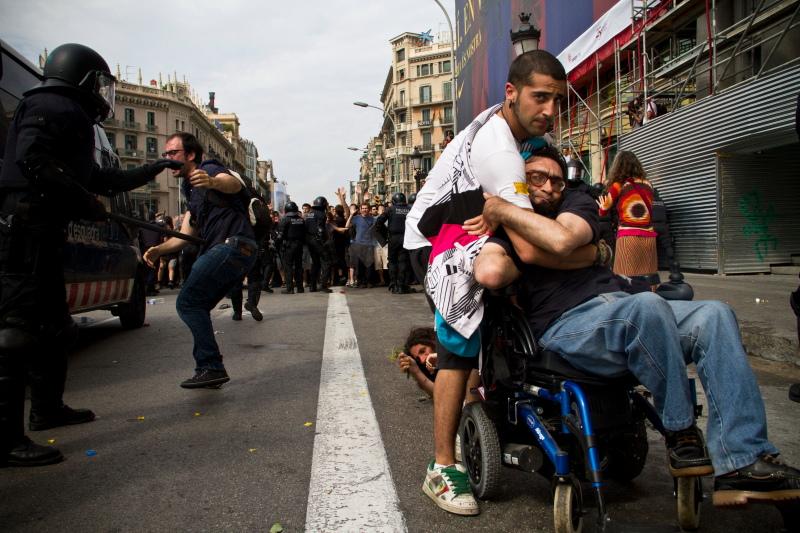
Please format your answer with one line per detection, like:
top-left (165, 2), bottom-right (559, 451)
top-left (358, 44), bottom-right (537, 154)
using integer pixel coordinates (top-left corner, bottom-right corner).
top-left (557, 0), bottom-right (800, 184)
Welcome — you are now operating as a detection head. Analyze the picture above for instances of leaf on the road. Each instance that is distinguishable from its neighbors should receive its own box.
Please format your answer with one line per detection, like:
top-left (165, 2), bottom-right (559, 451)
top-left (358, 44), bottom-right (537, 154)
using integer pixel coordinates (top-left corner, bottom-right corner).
top-left (248, 448), bottom-right (257, 453)
top-left (269, 523), bottom-right (283, 533)
top-left (388, 346), bottom-right (403, 362)
top-left (304, 422), bottom-right (313, 427)
top-left (194, 412), bottom-right (202, 417)
top-left (137, 416), bottom-right (145, 421)
top-left (47, 439), bottom-right (56, 444)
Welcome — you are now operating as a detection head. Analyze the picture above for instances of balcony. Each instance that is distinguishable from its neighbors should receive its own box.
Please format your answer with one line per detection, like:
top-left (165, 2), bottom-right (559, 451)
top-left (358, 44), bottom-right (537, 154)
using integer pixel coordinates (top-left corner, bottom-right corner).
top-left (103, 118), bottom-right (119, 127)
top-left (415, 144), bottom-right (434, 153)
top-left (146, 124), bottom-right (158, 132)
top-left (146, 150), bottom-right (159, 161)
top-left (439, 116), bottom-right (454, 126)
top-left (122, 121), bottom-right (140, 130)
top-left (123, 148), bottom-right (142, 158)
top-left (417, 119), bottom-right (432, 128)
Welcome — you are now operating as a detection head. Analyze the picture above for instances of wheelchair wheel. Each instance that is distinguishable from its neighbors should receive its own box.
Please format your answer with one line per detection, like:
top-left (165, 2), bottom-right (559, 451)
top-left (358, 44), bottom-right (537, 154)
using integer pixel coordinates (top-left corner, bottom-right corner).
top-left (676, 476), bottom-right (702, 530)
top-left (604, 418), bottom-right (649, 481)
top-left (459, 402), bottom-right (502, 500)
top-left (553, 480), bottom-right (583, 533)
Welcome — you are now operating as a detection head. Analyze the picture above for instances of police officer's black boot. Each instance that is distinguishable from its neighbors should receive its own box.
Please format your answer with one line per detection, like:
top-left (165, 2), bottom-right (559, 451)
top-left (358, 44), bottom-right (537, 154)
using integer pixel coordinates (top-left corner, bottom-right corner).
top-left (28, 347), bottom-right (95, 431)
top-left (1, 341), bottom-right (61, 466)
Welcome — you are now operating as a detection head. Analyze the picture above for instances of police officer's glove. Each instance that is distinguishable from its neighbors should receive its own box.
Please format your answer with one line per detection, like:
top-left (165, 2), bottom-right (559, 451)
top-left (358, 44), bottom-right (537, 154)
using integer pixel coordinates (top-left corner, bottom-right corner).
top-left (146, 159), bottom-right (183, 176)
top-left (91, 159), bottom-right (183, 195)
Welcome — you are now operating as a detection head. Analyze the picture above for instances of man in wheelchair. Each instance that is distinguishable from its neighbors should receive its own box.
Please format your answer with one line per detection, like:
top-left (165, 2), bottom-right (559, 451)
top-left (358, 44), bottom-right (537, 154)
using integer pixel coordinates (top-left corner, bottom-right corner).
top-left (473, 145), bottom-right (800, 510)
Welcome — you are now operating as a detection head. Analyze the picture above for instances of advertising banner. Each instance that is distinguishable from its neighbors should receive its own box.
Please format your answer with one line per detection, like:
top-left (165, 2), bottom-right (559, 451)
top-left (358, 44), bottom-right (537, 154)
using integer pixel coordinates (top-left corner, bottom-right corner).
top-left (455, 0), bottom-right (617, 125)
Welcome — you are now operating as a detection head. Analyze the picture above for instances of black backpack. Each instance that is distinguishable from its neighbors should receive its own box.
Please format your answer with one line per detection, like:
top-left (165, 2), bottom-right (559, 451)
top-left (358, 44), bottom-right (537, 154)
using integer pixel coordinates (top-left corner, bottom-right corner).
top-left (228, 170), bottom-right (272, 240)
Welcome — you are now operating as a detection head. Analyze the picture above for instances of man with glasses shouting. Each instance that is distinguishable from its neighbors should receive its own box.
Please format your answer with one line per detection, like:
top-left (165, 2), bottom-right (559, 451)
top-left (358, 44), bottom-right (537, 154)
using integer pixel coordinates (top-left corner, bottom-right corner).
top-left (144, 132), bottom-right (257, 389)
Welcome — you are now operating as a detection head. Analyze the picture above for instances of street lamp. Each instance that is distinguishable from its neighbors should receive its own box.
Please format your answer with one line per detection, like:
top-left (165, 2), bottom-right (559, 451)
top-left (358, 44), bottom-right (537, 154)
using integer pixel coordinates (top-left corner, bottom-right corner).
top-left (353, 101), bottom-right (400, 194)
top-left (411, 146), bottom-right (427, 192)
top-left (510, 13), bottom-right (541, 56)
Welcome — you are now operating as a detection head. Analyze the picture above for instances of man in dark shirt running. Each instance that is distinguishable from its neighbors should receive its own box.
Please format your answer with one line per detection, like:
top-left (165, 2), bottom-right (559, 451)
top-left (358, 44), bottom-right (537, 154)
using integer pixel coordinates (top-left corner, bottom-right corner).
top-left (474, 147), bottom-right (800, 509)
top-left (144, 133), bottom-right (257, 389)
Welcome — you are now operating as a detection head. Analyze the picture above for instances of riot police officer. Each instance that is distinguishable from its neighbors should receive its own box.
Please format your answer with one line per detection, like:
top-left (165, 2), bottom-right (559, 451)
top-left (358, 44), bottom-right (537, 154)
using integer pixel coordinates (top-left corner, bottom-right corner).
top-left (376, 192), bottom-right (412, 294)
top-left (305, 196), bottom-right (332, 293)
top-left (0, 43), bottom-right (181, 466)
top-left (279, 202), bottom-right (306, 294)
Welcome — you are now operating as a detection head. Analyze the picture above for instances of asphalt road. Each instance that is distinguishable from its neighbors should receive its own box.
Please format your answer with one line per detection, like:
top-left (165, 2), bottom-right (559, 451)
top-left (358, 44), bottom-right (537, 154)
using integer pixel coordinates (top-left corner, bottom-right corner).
top-left (1, 287), bottom-right (799, 532)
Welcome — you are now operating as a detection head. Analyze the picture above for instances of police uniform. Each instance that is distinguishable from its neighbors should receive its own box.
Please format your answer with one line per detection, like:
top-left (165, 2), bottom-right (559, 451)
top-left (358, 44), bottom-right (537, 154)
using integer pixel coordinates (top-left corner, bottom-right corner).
top-left (0, 43), bottom-right (180, 465)
top-left (279, 204), bottom-right (306, 293)
top-left (304, 197), bottom-right (332, 293)
top-left (376, 194), bottom-right (412, 293)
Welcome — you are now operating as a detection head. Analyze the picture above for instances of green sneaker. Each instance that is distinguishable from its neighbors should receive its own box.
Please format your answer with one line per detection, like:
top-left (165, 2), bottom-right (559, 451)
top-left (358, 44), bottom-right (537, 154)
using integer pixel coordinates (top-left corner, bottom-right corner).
top-left (422, 460), bottom-right (479, 515)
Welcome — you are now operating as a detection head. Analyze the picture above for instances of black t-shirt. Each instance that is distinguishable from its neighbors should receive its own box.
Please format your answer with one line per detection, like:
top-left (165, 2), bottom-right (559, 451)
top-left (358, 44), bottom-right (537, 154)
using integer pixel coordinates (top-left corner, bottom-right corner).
top-left (489, 188), bottom-right (633, 337)
top-left (183, 160), bottom-right (254, 254)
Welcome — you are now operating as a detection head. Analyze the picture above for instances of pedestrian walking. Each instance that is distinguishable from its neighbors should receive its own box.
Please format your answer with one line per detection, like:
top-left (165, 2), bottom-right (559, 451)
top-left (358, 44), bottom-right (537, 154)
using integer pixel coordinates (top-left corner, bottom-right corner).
top-left (596, 150), bottom-right (658, 285)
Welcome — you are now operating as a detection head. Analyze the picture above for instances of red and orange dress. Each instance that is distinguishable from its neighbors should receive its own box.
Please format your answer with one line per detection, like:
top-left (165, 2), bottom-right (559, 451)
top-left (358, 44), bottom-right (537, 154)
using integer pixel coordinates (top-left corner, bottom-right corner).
top-left (598, 177), bottom-right (658, 278)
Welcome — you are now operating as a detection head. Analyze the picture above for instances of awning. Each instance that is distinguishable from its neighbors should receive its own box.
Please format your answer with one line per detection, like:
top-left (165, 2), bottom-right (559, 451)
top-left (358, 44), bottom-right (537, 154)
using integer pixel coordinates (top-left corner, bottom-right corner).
top-left (557, 0), bottom-right (672, 84)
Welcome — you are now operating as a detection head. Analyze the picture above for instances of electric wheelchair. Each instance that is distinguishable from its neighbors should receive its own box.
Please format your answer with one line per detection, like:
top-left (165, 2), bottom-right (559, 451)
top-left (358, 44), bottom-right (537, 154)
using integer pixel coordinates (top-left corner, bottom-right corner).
top-left (457, 287), bottom-right (704, 532)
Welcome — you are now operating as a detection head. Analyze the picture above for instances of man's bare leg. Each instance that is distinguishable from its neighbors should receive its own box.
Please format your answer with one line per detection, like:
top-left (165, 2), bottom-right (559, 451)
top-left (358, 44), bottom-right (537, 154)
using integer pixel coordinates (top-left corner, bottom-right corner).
top-left (434, 368), bottom-right (469, 465)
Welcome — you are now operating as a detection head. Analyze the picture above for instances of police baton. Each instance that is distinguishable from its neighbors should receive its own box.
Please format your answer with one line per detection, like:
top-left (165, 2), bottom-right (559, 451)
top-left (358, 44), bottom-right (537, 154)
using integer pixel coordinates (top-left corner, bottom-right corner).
top-left (106, 212), bottom-right (206, 246)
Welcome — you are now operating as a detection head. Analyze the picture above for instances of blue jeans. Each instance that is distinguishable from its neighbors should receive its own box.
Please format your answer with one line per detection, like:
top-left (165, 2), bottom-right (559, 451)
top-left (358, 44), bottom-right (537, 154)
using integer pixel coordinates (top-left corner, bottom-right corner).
top-left (176, 240), bottom-right (256, 371)
top-left (538, 291), bottom-right (778, 475)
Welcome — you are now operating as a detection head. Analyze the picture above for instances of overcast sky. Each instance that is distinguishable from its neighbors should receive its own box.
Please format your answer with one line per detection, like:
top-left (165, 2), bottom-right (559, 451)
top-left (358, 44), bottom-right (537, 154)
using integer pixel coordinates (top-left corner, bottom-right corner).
top-left (1, 0), bottom-right (456, 203)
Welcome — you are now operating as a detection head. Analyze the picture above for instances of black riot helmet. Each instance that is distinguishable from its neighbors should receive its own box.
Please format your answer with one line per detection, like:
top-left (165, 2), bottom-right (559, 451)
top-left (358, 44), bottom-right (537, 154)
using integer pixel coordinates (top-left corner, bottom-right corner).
top-left (408, 193), bottom-right (417, 205)
top-left (29, 43), bottom-right (116, 123)
top-left (392, 192), bottom-right (407, 205)
top-left (284, 201), bottom-right (299, 213)
top-left (312, 196), bottom-right (329, 210)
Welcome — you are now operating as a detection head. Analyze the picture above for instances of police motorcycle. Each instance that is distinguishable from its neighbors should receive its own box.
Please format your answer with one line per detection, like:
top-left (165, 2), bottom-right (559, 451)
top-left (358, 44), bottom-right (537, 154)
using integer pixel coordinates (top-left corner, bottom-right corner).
top-left (458, 265), bottom-right (701, 532)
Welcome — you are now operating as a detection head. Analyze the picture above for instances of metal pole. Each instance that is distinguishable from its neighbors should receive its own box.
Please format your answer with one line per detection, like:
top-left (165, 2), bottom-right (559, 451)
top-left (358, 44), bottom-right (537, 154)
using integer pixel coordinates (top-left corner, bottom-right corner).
top-left (432, 0), bottom-right (457, 132)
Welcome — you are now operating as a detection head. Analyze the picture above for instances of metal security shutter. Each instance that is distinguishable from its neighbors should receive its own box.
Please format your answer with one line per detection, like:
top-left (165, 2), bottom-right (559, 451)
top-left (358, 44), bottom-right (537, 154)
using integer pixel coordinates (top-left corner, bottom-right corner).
top-left (718, 147), bottom-right (800, 273)
top-left (620, 63), bottom-right (800, 271)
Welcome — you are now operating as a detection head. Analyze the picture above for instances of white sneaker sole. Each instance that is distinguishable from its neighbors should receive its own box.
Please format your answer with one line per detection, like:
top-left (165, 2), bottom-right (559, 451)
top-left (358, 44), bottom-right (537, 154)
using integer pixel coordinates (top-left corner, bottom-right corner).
top-left (422, 480), bottom-right (479, 516)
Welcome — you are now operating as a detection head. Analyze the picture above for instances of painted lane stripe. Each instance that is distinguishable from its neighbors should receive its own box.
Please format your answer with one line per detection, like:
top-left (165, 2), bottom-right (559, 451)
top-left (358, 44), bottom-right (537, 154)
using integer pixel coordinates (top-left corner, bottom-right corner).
top-left (305, 289), bottom-right (406, 532)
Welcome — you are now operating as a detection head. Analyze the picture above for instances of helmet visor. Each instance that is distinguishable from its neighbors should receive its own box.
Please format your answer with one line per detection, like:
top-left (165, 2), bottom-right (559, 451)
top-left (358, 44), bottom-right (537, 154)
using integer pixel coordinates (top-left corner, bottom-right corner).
top-left (95, 72), bottom-right (116, 119)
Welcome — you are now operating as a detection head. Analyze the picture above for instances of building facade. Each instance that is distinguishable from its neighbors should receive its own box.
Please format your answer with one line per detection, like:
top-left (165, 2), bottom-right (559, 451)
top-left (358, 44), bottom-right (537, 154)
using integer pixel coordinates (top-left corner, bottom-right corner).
top-left (358, 31), bottom-right (455, 199)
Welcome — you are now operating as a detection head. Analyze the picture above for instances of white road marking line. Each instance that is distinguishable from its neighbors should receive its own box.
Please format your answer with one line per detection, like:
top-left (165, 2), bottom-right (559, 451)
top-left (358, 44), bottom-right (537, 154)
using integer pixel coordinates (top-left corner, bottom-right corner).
top-left (305, 289), bottom-right (406, 533)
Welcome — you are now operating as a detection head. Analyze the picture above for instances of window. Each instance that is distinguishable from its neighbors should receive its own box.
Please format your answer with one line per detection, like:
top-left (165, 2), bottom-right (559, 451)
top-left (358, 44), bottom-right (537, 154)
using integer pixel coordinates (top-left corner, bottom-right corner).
top-left (421, 108), bottom-right (431, 122)
top-left (439, 60), bottom-right (452, 73)
top-left (124, 134), bottom-right (137, 150)
top-left (398, 112), bottom-right (406, 123)
top-left (444, 106), bottom-right (453, 124)
top-left (416, 63), bottom-right (431, 77)
top-left (181, 120), bottom-right (185, 131)
top-left (423, 157), bottom-right (432, 172)
top-left (124, 108), bottom-right (135, 123)
top-left (419, 85), bottom-right (432, 103)
top-left (398, 68), bottom-right (405, 81)
top-left (146, 137), bottom-right (157, 154)
top-left (175, 119), bottom-right (179, 131)
top-left (106, 132), bottom-right (116, 149)
top-left (443, 81), bottom-right (452, 100)
top-left (396, 48), bottom-right (405, 62)
top-left (422, 131), bottom-right (432, 149)
top-left (146, 111), bottom-right (155, 126)
top-left (399, 90), bottom-right (405, 106)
